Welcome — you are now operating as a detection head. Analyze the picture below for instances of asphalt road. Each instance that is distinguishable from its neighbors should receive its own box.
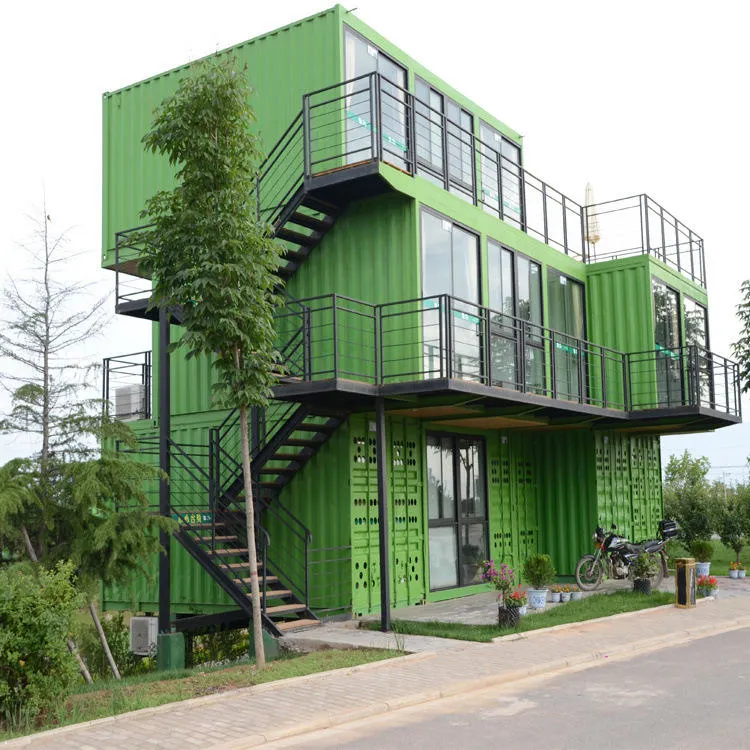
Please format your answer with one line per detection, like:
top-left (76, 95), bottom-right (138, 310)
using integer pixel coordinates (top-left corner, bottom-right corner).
top-left (266, 627), bottom-right (750, 750)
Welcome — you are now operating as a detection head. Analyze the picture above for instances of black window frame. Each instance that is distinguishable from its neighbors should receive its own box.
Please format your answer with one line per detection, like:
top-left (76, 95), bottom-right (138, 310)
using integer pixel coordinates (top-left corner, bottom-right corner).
top-left (479, 119), bottom-right (524, 227)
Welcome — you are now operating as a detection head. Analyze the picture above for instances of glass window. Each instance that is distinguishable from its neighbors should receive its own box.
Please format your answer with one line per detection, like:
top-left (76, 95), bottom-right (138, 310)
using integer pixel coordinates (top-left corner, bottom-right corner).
top-left (652, 278), bottom-right (682, 407)
top-left (480, 121), bottom-right (523, 227)
top-left (517, 256), bottom-right (544, 394)
top-left (547, 271), bottom-right (586, 401)
top-left (488, 241), bottom-right (517, 388)
top-left (415, 78), bottom-right (444, 184)
top-left (684, 297), bottom-right (711, 405)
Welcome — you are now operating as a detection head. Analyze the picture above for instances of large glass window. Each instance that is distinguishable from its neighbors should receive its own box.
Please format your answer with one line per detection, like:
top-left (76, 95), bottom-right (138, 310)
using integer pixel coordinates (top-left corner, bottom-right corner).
top-left (547, 271), bottom-right (586, 401)
top-left (517, 256), bottom-right (544, 394)
top-left (344, 28), bottom-right (407, 169)
top-left (479, 121), bottom-right (523, 228)
top-left (653, 278), bottom-right (682, 407)
top-left (488, 240), bottom-right (517, 388)
top-left (422, 211), bottom-right (480, 380)
top-left (685, 297), bottom-right (712, 405)
top-left (427, 435), bottom-right (487, 590)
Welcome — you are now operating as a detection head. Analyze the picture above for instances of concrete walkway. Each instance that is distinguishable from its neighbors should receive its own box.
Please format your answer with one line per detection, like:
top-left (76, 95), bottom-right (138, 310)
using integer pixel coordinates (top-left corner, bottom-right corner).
top-left (6, 582), bottom-right (750, 749)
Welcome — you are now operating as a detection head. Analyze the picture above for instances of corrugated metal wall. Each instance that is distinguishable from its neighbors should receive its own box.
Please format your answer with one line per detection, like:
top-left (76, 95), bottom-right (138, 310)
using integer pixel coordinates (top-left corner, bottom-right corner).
top-left (102, 7), bottom-right (342, 264)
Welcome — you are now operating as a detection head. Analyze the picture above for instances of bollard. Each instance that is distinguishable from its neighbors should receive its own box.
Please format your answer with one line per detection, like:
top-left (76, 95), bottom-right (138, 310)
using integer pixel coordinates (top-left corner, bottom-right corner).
top-left (675, 557), bottom-right (696, 608)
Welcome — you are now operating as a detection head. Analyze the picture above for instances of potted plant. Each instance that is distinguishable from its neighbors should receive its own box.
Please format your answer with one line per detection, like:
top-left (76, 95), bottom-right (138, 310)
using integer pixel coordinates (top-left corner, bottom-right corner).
top-left (697, 574), bottom-right (718, 598)
top-left (630, 552), bottom-right (657, 595)
top-left (560, 584), bottom-right (571, 603)
top-left (523, 554), bottom-right (556, 610)
top-left (690, 540), bottom-right (713, 578)
top-left (505, 586), bottom-right (528, 616)
top-left (570, 584), bottom-right (582, 601)
top-left (729, 561), bottom-right (741, 579)
top-left (550, 584), bottom-right (562, 603)
top-left (480, 560), bottom-right (518, 626)
top-left (739, 563), bottom-right (747, 579)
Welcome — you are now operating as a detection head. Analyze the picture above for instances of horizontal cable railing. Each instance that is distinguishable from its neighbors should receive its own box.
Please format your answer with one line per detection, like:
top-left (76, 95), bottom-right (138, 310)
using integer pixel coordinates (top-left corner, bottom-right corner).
top-left (273, 292), bottom-right (740, 417)
top-left (102, 350), bottom-right (151, 421)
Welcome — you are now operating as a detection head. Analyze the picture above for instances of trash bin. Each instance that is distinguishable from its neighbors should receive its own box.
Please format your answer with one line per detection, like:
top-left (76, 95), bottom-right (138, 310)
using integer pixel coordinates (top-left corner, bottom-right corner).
top-left (675, 557), bottom-right (696, 608)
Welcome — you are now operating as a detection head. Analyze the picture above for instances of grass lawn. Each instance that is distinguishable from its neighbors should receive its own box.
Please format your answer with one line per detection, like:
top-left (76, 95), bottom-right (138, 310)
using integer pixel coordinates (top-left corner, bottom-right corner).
top-left (0, 648), bottom-right (400, 741)
top-left (365, 591), bottom-right (674, 643)
top-left (668, 540), bottom-right (743, 576)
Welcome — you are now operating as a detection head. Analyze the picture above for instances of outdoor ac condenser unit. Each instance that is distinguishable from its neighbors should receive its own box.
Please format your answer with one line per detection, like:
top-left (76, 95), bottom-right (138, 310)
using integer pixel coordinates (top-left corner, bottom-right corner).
top-left (129, 616), bottom-right (158, 656)
top-left (114, 384), bottom-right (146, 421)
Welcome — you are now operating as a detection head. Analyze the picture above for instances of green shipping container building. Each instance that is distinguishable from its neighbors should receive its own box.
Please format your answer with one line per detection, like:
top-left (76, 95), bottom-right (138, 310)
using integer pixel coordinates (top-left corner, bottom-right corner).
top-left (101, 5), bottom-right (740, 635)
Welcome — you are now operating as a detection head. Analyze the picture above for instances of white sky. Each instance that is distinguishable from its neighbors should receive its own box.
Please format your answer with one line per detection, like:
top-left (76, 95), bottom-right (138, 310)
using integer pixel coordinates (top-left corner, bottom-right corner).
top-left (1, 0), bottom-right (748, 477)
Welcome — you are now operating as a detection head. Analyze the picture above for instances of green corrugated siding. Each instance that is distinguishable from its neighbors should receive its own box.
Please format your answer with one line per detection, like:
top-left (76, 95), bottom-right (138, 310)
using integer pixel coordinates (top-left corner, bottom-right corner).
top-left (102, 6), bottom-right (342, 265)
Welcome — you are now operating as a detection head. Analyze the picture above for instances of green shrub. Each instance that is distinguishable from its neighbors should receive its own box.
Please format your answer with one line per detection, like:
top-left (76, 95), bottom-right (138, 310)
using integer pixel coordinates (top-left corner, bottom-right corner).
top-left (0, 562), bottom-right (82, 728)
top-left (630, 553), bottom-right (657, 580)
top-left (187, 627), bottom-right (249, 668)
top-left (522, 554), bottom-right (556, 589)
top-left (690, 540), bottom-right (714, 563)
top-left (74, 612), bottom-right (155, 680)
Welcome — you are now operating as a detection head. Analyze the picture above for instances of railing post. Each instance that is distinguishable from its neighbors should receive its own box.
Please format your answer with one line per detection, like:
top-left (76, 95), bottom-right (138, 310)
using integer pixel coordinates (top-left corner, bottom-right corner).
top-left (496, 151), bottom-right (504, 220)
top-left (623, 353), bottom-right (630, 411)
top-left (659, 205), bottom-right (667, 263)
top-left (601, 350), bottom-right (608, 408)
top-left (303, 305), bottom-right (312, 381)
top-left (375, 304), bottom-right (382, 385)
top-left (332, 294), bottom-right (339, 379)
top-left (519, 323), bottom-right (527, 393)
top-left (369, 73), bottom-right (378, 162)
top-left (581, 205), bottom-right (588, 263)
top-left (471, 132), bottom-right (479, 207)
top-left (550, 332), bottom-right (557, 399)
top-left (440, 111), bottom-right (449, 190)
top-left (541, 182), bottom-right (549, 246)
top-left (577, 338), bottom-right (584, 404)
top-left (407, 89), bottom-right (417, 175)
top-left (445, 296), bottom-right (453, 379)
top-left (562, 195), bottom-right (568, 256)
top-left (304, 534), bottom-right (310, 610)
top-left (145, 351), bottom-right (152, 420)
top-left (114, 236), bottom-right (120, 312)
top-left (302, 94), bottom-right (312, 180)
top-left (643, 194), bottom-right (651, 256)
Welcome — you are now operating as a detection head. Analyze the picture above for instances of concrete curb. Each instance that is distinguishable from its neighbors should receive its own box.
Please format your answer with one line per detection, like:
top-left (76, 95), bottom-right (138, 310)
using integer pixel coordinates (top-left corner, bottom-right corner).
top-left (212, 613), bottom-right (750, 749)
top-left (0, 651), bottom-right (434, 748)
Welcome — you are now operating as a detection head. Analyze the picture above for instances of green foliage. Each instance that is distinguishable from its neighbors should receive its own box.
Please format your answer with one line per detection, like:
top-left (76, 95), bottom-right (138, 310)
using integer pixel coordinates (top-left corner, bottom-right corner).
top-left (139, 55), bottom-right (284, 411)
top-left (0, 562), bottom-right (82, 727)
top-left (522, 553), bottom-right (556, 589)
top-left (74, 613), bottom-right (154, 680)
top-left (716, 484), bottom-right (750, 563)
top-left (630, 552), bottom-right (657, 580)
top-left (732, 279), bottom-right (750, 393)
top-left (663, 451), bottom-right (718, 546)
top-left (690, 539), bottom-right (714, 562)
top-left (186, 628), bottom-right (249, 668)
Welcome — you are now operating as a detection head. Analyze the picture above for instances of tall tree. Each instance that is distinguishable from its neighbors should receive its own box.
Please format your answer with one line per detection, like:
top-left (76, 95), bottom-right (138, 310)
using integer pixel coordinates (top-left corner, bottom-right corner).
top-left (733, 279), bottom-right (750, 392)
top-left (140, 56), bottom-right (284, 669)
top-left (663, 451), bottom-right (717, 546)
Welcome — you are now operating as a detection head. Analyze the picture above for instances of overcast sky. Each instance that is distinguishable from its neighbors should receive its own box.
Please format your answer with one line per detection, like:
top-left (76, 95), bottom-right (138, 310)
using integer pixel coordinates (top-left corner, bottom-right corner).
top-left (1, 0), bottom-right (748, 478)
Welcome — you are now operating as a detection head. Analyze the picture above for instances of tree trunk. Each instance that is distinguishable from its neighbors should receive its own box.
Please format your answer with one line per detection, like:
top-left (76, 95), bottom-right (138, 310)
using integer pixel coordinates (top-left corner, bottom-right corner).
top-left (20, 523), bottom-right (93, 684)
top-left (238, 403), bottom-right (266, 670)
top-left (88, 599), bottom-right (121, 680)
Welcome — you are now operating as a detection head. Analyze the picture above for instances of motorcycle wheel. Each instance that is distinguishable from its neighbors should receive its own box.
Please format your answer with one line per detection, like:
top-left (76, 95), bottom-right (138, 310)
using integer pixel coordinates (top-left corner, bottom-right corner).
top-left (575, 554), bottom-right (603, 591)
top-left (648, 552), bottom-right (664, 589)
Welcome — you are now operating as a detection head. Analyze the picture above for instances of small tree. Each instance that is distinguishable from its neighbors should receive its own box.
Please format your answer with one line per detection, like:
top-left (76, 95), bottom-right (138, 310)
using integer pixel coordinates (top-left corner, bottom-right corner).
top-left (732, 280), bottom-right (750, 392)
top-left (718, 484), bottom-right (750, 563)
top-left (140, 56), bottom-right (284, 669)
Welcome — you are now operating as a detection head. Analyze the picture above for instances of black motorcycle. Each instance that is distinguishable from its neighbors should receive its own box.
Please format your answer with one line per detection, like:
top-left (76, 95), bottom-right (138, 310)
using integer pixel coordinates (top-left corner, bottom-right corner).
top-left (574, 519), bottom-right (678, 591)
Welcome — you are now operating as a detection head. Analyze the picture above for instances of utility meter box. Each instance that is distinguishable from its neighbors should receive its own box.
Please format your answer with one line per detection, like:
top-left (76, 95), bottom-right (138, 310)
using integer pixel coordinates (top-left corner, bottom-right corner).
top-left (115, 384), bottom-right (146, 421)
top-left (130, 616), bottom-right (158, 655)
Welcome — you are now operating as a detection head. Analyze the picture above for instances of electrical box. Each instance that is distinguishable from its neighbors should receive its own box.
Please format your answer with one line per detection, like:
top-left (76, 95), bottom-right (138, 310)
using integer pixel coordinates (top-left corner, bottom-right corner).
top-left (130, 616), bottom-right (158, 655)
top-left (115, 384), bottom-right (146, 421)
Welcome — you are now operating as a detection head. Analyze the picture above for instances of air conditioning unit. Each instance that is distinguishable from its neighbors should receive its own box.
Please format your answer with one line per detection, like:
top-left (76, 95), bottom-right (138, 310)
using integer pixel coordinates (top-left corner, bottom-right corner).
top-left (115, 384), bottom-right (146, 421)
top-left (130, 616), bottom-right (158, 656)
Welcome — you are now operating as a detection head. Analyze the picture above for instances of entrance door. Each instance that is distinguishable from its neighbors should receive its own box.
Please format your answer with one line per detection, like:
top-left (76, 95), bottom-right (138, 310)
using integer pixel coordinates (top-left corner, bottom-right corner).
top-left (427, 435), bottom-right (488, 590)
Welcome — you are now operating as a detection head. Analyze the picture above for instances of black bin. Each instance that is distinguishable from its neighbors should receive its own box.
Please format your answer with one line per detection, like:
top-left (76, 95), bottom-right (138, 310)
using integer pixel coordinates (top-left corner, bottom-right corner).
top-left (675, 557), bottom-right (696, 609)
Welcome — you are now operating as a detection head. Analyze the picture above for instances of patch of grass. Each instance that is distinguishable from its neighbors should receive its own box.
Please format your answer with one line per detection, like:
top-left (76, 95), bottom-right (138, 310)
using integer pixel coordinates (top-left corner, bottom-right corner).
top-left (0, 648), bottom-right (399, 741)
top-left (366, 591), bottom-right (674, 643)
top-left (668, 540), bottom-right (742, 577)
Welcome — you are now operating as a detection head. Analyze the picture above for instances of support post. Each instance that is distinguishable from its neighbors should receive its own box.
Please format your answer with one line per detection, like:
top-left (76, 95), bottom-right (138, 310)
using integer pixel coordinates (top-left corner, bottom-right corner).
top-left (158, 308), bottom-right (171, 635)
top-left (375, 396), bottom-right (391, 632)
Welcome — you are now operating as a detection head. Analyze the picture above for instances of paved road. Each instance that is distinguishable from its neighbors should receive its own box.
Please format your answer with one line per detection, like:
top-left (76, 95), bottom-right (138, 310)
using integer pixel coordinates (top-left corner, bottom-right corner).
top-left (269, 627), bottom-right (750, 750)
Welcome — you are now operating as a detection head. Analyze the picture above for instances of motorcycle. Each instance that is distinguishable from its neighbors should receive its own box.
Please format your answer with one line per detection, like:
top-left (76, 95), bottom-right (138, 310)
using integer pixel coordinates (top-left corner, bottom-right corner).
top-left (574, 519), bottom-right (679, 591)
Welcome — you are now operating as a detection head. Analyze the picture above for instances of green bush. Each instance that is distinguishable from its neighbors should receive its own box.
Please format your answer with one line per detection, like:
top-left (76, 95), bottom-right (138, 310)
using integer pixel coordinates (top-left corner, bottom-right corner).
top-left (187, 627), bottom-right (249, 668)
top-left (690, 540), bottom-right (714, 563)
top-left (74, 612), bottom-right (155, 680)
top-left (523, 554), bottom-right (556, 589)
top-left (630, 553), bottom-right (657, 580)
top-left (0, 562), bottom-right (81, 728)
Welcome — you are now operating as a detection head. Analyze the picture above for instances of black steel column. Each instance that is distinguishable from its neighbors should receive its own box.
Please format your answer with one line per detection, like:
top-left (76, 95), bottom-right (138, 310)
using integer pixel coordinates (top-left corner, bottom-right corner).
top-left (375, 396), bottom-right (391, 632)
top-left (158, 308), bottom-right (171, 634)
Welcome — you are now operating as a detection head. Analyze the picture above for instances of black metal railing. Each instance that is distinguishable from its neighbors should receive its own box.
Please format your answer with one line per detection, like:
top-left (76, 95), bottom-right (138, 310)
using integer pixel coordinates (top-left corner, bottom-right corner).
top-left (272, 292), bottom-right (740, 418)
top-left (103, 350), bottom-right (151, 421)
top-left (584, 195), bottom-right (705, 285)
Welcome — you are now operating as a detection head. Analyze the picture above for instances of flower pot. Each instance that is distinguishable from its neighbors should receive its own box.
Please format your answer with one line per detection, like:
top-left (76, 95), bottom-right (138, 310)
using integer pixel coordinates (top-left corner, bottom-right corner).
top-left (633, 578), bottom-right (652, 595)
top-left (527, 588), bottom-right (548, 610)
top-left (730, 570), bottom-right (739, 579)
top-left (740, 570), bottom-right (746, 579)
top-left (550, 592), bottom-right (561, 603)
top-left (695, 562), bottom-right (711, 578)
top-left (560, 592), bottom-right (571, 602)
top-left (570, 591), bottom-right (583, 601)
top-left (498, 604), bottom-right (521, 628)
top-left (698, 587), bottom-right (716, 598)
top-left (519, 605), bottom-right (527, 616)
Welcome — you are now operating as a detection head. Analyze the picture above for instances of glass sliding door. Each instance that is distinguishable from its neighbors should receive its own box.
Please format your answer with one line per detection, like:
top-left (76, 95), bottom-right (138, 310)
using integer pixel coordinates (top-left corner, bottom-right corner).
top-left (427, 435), bottom-right (487, 590)
top-left (421, 211), bottom-right (481, 381)
top-left (488, 240), bottom-right (517, 388)
top-left (685, 296), bottom-right (712, 405)
top-left (653, 278), bottom-right (682, 407)
top-left (517, 255), bottom-right (545, 394)
top-left (344, 28), bottom-right (407, 169)
top-left (479, 121), bottom-right (523, 228)
top-left (547, 271), bottom-right (586, 401)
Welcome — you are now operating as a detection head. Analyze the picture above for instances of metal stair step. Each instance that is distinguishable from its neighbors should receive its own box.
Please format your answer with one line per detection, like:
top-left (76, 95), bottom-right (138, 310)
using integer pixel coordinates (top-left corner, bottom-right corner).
top-left (290, 212), bottom-right (333, 232)
top-left (259, 481), bottom-right (286, 488)
top-left (282, 247), bottom-right (312, 263)
top-left (277, 227), bottom-right (322, 247)
top-left (211, 548), bottom-right (249, 556)
top-left (188, 522), bottom-right (226, 530)
top-left (262, 589), bottom-right (292, 599)
top-left (296, 422), bottom-right (337, 433)
top-left (195, 535), bottom-right (237, 543)
top-left (234, 575), bottom-right (278, 585)
top-left (275, 619), bottom-right (321, 632)
top-left (258, 467), bottom-right (298, 475)
top-left (268, 452), bottom-right (306, 462)
top-left (300, 195), bottom-right (340, 215)
top-left (284, 438), bottom-right (326, 448)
